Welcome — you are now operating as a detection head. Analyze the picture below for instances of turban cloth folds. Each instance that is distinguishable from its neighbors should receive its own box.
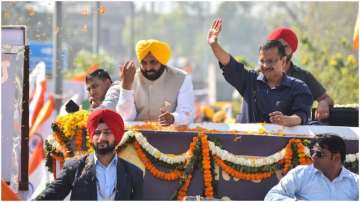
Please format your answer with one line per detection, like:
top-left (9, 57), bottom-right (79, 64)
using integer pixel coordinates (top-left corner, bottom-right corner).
top-left (87, 109), bottom-right (124, 145)
top-left (267, 27), bottom-right (298, 53)
top-left (135, 39), bottom-right (172, 65)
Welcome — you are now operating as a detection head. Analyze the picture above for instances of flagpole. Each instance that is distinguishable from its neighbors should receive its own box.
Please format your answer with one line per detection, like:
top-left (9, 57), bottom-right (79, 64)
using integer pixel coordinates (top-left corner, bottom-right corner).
top-left (19, 28), bottom-right (29, 191)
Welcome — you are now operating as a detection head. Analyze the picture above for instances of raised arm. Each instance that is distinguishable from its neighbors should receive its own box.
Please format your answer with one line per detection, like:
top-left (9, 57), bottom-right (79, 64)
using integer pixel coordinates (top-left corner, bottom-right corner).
top-left (207, 18), bottom-right (231, 66)
top-left (116, 61), bottom-right (137, 120)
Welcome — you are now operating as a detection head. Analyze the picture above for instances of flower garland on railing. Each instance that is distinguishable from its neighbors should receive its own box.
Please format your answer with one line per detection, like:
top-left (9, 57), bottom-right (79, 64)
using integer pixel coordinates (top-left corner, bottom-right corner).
top-left (45, 120), bottom-right (360, 199)
top-left (134, 141), bottom-right (183, 181)
top-left (171, 136), bottom-right (200, 200)
top-left (200, 133), bottom-right (214, 198)
top-left (121, 131), bottom-right (188, 165)
top-left (45, 110), bottom-right (91, 173)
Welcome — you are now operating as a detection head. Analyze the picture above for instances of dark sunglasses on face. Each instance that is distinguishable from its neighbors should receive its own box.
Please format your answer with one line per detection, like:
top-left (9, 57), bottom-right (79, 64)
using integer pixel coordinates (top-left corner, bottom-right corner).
top-left (311, 150), bottom-right (325, 158)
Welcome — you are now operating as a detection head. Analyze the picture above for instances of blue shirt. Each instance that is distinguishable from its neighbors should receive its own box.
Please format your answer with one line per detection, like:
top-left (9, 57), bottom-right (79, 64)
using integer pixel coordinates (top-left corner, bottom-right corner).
top-left (94, 153), bottom-right (118, 200)
top-left (221, 56), bottom-right (313, 124)
top-left (264, 165), bottom-right (359, 201)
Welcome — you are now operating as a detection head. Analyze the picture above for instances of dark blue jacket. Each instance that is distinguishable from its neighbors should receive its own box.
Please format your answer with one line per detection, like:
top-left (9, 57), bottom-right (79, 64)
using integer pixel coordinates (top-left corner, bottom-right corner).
top-left (35, 154), bottom-right (143, 200)
top-left (221, 56), bottom-right (313, 124)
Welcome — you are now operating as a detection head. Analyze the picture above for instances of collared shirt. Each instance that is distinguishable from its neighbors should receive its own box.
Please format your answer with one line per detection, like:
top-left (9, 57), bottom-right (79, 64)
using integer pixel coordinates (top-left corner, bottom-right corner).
top-left (287, 62), bottom-right (326, 100)
top-left (94, 154), bottom-right (118, 200)
top-left (221, 56), bottom-right (313, 124)
top-left (116, 74), bottom-right (194, 125)
top-left (264, 165), bottom-right (359, 201)
top-left (94, 81), bottom-right (121, 111)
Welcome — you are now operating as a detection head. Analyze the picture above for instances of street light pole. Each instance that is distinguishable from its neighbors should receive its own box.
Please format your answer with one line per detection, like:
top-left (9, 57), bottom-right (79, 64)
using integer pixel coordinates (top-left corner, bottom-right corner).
top-left (53, 1), bottom-right (63, 113)
top-left (92, 2), bottom-right (100, 54)
top-left (130, 2), bottom-right (135, 58)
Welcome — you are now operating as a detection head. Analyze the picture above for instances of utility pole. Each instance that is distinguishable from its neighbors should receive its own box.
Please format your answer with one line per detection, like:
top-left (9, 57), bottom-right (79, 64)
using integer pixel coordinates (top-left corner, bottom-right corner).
top-left (53, 2), bottom-right (63, 113)
top-left (130, 2), bottom-right (135, 58)
top-left (92, 2), bottom-right (100, 54)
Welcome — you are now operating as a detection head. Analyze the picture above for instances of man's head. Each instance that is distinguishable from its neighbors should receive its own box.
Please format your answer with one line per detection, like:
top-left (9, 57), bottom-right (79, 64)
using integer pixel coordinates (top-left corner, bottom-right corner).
top-left (135, 39), bottom-right (171, 81)
top-left (85, 69), bottom-right (112, 108)
top-left (267, 27), bottom-right (298, 62)
top-left (258, 40), bottom-right (287, 82)
top-left (87, 109), bottom-right (124, 155)
top-left (311, 133), bottom-right (346, 172)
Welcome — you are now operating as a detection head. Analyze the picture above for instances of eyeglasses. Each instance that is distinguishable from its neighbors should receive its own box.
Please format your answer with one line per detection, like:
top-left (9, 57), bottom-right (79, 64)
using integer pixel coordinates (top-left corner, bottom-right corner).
top-left (311, 150), bottom-right (326, 158)
top-left (258, 58), bottom-right (281, 67)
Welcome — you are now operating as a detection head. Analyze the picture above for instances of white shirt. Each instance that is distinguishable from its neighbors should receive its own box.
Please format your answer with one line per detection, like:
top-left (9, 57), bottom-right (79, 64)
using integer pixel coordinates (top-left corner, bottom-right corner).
top-left (93, 81), bottom-right (122, 111)
top-left (116, 75), bottom-right (195, 125)
top-left (264, 164), bottom-right (359, 201)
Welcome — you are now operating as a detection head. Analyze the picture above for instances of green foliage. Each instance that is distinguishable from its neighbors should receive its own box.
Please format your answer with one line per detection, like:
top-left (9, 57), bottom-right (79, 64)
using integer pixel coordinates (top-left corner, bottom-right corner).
top-left (65, 50), bottom-right (116, 79)
top-left (234, 55), bottom-right (256, 69)
top-left (267, 2), bottom-right (358, 105)
top-left (297, 34), bottom-right (358, 105)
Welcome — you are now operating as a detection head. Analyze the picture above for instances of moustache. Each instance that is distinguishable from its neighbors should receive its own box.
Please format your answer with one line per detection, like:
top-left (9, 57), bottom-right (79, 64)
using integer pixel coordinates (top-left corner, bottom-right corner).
top-left (144, 70), bottom-right (157, 75)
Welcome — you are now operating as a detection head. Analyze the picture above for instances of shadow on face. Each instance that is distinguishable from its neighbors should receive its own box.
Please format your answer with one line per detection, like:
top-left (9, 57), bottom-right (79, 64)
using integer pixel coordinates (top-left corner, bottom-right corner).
top-left (92, 122), bottom-right (116, 155)
top-left (86, 77), bottom-right (112, 107)
top-left (258, 47), bottom-right (285, 81)
top-left (140, 53), bottom-right (166, 80)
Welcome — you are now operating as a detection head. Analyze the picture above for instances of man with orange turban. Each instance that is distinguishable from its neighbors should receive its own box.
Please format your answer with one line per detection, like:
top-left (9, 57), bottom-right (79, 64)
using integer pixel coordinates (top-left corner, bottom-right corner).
top-left (116, 39), bottom-right (194, 126)
top-left (35, 109), bottom-right (143, 200)
top-left (267, 28), bottom-right (334, 121)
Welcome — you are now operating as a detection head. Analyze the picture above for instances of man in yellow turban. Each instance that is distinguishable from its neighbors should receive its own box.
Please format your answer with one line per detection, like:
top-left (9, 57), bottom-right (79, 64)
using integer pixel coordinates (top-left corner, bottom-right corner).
top-left (116, 39), bottom-right (194, 126)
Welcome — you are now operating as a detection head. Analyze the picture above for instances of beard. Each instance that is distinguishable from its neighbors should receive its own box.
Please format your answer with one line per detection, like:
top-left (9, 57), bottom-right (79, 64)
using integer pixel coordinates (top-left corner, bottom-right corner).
top-left (141, 65), bottom-right (166, 81)
top-left (92, 141), bottom-right (115, 155)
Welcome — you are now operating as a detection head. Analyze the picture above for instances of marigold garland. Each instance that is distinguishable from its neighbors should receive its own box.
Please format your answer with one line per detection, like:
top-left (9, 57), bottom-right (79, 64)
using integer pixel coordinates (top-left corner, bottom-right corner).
top-left (177, 174), bottom-right (193, 200)
top-left (282, 139), bottom-right (294, 174)
top-left (295, 139), bottom-right (312, 165)
top-left (200, 133), bottom-right (214, 198)
top-left (56, 110), bottom-right (89, 139)
top-left (214, 155), bottom-right (273, 181)
top-left (172, 136), bottom-right (200, 200)
top-left (134, 141), bottom-right (183, 181)
top-left (45, 118), bottom-right (359, 198)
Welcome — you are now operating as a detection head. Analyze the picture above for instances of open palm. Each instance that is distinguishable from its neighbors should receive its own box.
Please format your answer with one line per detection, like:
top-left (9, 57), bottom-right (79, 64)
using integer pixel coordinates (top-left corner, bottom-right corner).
top-left (207, 18), bottom-right (222, 45)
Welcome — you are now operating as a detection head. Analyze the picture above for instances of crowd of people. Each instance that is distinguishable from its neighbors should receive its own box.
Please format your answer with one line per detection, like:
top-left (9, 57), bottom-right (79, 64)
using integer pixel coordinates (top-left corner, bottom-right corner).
top-left (34, 18), bottom-right (358, 200)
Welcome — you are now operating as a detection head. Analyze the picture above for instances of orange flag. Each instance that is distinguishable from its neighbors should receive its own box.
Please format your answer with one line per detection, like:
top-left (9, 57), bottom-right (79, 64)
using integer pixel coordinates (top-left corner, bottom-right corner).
top-left (29, 62), bottom-right (47, 127)
top-left (1, 180), bottom-right (20, 200)
top-left (29, 95), bottom-right (55, 139)
top-left (28, 138), bottom-right (44, 175)
top-left (354, 12), bottom-right (359, 50)
top-left (71, 63), bottom-right (98, 81)
top-left (30, 80), bottom-right (47, 126)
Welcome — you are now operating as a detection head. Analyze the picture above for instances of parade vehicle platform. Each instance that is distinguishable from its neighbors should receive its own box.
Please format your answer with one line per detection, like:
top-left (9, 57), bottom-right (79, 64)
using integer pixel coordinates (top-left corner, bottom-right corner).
top-left (47, 119), bottom-right (359, 200)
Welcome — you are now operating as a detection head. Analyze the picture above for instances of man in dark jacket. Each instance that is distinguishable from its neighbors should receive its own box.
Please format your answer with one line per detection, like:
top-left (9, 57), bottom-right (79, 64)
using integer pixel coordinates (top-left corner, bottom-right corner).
top-left (35, 109), bottom-right (143, 200)
top-left (208, 18), bottom-right (313, 126)
top-left (267, 28), bottom-right (334, 121)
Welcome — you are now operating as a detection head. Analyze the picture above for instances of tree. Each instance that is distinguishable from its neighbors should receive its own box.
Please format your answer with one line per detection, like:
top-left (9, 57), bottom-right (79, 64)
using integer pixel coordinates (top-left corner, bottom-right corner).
top-left (264, 2), bottom-right (358, 105)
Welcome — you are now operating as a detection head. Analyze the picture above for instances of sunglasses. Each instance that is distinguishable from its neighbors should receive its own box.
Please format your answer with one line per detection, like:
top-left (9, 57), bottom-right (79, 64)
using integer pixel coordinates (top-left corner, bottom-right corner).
top-left (311, 150), bottom-right (326, 158)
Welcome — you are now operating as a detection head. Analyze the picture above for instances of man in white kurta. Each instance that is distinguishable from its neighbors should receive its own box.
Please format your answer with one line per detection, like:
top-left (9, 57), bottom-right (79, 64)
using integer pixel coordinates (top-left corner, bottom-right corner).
top-left (116, 39), bottom-right (194, 126)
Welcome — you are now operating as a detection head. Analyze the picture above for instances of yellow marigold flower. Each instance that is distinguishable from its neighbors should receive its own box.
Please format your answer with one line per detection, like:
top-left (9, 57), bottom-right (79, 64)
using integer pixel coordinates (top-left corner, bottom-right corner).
top-left (258, 126), bottom-right (266, 135)
top-left (212, 110), bottom-right (226, 123)
top-left (329, 57), bottom-right (337, 66)
top-left (201, 105), bottom-right (215, 119)
top-left (276, 131), bottom-right (285, 136)
top-left (301, 57), bottom-right (309, 65)
top-left (346, 55), bottom-right (356, 66)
